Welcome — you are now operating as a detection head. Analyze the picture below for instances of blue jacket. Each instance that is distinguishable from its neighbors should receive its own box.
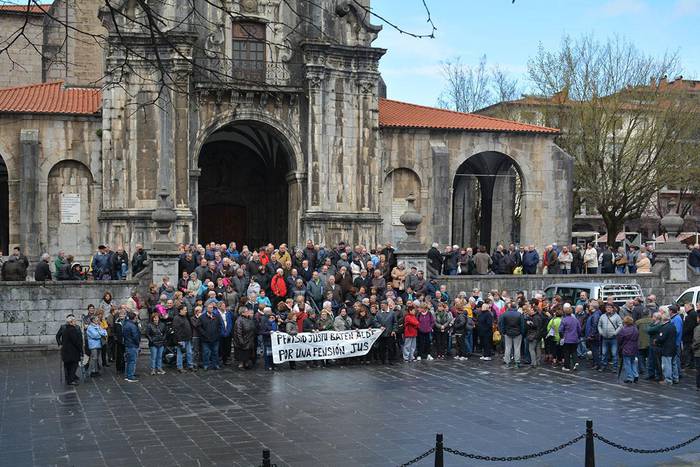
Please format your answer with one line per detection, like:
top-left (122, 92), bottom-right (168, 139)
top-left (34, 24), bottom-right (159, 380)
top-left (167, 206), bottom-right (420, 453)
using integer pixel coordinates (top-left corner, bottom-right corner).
top-left (522, 251), bottom-right (539, 268)
top-left (585, 310), bottom-right (602, 339)
top-left (219, 311), bottom-right (234, 337)
top-left (672, 314), bottom-right (683, 347)
top-left (86, 323), bottom-right (106, 349)
top-left (123, 319), bottom-right (141, 349)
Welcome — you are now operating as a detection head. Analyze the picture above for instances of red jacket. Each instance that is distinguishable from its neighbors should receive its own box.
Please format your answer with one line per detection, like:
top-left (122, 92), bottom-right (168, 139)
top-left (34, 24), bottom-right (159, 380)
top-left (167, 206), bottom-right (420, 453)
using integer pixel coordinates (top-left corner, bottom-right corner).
top-left (404, 313), bottom-right (419, 338)
top-left (271, 275), bottom-right (287, 298)
top-left (296, 311), bottom-right (308, 333)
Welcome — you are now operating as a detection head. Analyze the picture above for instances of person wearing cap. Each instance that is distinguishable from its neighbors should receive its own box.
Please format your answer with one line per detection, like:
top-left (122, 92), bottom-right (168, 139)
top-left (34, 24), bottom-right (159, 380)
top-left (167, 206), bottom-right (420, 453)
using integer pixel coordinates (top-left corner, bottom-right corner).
top-left (56, 315), bottom-right (83, 385)
top-left (91, 245), bottom-right (112, 280)
top-left (598, 303), bottom-right (622, 372)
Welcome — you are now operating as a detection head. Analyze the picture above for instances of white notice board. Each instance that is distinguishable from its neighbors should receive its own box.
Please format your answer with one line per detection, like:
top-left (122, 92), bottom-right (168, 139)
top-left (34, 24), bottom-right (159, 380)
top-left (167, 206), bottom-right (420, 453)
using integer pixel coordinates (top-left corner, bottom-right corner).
top-left (60, 193), bottom-right (81, 224)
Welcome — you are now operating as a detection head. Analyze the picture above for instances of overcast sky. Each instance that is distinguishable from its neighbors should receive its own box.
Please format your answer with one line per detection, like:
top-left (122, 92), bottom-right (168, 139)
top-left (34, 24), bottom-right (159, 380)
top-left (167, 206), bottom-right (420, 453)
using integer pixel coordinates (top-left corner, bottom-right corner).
top-left (372, 0), bottom-right (700, 107)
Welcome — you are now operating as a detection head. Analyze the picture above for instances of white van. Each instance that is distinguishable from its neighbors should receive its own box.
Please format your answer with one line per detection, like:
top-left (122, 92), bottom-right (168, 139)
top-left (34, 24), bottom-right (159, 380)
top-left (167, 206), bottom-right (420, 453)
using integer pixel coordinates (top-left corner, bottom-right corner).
top-left (675, 286), bottom-right (700, 307)
top-left (544, 282), bottom-right (643, 306)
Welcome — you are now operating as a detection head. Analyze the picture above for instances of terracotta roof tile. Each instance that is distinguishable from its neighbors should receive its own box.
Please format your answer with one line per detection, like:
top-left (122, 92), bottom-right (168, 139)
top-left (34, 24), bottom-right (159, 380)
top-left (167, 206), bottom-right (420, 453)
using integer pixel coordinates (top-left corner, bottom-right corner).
top-left (0, 3), bottom-right (51, 15)
top-left (379, 98), bottom-right (559, 134)
top-left (0, 81), bottom-right (101, 116)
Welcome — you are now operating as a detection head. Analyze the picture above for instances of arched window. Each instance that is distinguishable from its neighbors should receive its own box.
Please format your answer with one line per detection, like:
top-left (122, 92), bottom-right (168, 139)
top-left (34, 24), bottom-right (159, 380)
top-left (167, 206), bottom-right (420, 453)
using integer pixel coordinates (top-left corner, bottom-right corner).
top-left (232, 21), bottom-right (266, 81)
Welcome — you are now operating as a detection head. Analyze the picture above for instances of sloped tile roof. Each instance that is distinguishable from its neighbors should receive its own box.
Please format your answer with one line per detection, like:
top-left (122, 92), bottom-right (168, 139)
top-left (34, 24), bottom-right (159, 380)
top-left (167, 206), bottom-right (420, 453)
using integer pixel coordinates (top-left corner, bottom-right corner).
top-left (379, 98), bottom-right (559, 134)
top-left (0, 3), bottom-right (51, 15)
top-left (0, 81), bottom-right (101, 116)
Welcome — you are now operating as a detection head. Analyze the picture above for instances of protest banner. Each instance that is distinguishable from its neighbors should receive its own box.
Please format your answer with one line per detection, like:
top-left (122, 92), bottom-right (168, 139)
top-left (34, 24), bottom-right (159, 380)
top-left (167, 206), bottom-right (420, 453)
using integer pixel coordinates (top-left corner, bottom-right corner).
top-left (271, 328), bottom-right (383, 363)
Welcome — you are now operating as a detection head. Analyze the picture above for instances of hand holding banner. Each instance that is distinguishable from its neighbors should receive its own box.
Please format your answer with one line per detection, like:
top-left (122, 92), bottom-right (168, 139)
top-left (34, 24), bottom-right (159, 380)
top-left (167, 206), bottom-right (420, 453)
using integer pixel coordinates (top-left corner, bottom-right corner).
top-left (271, 328), bottom-right (383, 363)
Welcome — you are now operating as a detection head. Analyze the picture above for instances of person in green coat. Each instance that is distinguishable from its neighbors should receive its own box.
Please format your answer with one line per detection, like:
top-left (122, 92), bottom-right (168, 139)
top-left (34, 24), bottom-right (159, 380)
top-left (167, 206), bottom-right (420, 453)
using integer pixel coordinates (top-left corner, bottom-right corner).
top-left (646, 312), bottom-right (664, 381)
top-left (546, 309), bottom-right (563, 367)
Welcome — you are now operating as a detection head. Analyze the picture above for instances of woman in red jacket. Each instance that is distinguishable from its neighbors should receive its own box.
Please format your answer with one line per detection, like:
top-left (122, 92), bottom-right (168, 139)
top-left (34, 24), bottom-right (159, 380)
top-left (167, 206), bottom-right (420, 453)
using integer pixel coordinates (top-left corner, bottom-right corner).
top-left (270, 268), bottom-right (287, 307)
top-left (403, 306), bottom-right (419, 362)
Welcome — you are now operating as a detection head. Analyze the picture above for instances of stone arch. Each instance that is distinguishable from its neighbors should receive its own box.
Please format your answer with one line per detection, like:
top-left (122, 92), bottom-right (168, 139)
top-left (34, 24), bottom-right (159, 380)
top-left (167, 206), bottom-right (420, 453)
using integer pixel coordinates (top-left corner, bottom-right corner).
top-left (381, 168), bottom-right (422, 245)
top-left (47, 160), bottom-right (96, 259)
top-left (194, 115), bottom-right (305, 248)
top-left (451, 151), bottom-right (524, 250)
top-left (193, 110), bottom-right (304, 174)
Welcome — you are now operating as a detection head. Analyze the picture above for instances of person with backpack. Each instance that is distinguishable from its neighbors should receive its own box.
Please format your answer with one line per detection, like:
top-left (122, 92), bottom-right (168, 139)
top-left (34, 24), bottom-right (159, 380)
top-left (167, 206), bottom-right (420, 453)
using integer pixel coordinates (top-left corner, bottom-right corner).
top-left (598, 303), bottom-right (623, 371)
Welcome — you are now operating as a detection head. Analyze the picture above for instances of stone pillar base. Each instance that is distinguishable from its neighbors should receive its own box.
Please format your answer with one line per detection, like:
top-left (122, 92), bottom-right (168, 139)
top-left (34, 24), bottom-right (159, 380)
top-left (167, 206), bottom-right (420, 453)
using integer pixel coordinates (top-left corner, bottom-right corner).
top-left (654, 243), bottom-right (689, 282)
top-left (149, 250), bottom-right (180, 288)
top-left (395, 248), bottom-right (427, 277)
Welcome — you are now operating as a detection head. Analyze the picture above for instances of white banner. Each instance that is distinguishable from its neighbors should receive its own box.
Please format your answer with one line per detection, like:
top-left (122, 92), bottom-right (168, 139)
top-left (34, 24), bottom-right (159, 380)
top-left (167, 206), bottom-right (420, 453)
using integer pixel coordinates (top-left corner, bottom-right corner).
top-left (271, 329), bottom-right (383, 363)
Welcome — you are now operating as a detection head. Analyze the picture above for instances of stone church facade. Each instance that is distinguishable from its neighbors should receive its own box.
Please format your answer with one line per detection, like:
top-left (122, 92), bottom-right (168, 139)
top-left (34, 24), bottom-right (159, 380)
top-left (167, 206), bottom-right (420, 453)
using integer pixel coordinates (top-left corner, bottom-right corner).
top-left (0, 0), bottom-right (572, 262)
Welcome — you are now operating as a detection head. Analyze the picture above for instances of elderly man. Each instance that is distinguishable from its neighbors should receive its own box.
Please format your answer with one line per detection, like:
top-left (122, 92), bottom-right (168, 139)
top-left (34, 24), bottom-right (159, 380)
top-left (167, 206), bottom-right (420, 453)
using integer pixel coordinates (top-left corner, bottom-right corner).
top-left (56, 314), bottom-right (83, 385)
top-left (598, 303), bottom-right (623, 372)
top-left (655, 307), bottom-right (678, 385)
top-left (34, 253), bottom-right (52, 281)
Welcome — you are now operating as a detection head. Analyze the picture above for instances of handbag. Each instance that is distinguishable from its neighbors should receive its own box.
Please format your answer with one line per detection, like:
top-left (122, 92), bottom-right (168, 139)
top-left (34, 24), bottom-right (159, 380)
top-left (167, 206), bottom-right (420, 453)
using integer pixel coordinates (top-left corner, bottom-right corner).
top-left (492, 329), bottom-right (502, 345)
top-left (513, 266), bottom-right (523, 275)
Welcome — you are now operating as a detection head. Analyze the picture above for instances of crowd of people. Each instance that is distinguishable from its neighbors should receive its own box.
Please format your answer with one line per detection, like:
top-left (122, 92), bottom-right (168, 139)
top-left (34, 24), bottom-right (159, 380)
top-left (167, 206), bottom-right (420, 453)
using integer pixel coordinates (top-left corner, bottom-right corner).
top-left (53, 240), bottom-right (700, 390)
top-left (428, 242), bottom-right (658, 276)
top-left (8, 235), bottom-right (700, 282)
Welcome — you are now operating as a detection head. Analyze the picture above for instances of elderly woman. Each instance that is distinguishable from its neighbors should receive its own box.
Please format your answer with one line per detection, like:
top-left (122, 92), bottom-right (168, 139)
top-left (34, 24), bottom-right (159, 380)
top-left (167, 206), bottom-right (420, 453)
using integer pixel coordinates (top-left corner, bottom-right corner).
top-left (558, 247), bottom-right (573, 274)
top-left (390, 262), bottom-right (407, 291)
top-left (636, 253), bottom-right (652, 273)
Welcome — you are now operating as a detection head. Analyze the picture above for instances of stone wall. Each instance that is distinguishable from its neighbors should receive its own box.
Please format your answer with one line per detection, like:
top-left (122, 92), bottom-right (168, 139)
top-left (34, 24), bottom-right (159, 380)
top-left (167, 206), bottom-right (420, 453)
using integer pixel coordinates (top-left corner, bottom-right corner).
top-left (440, 272), bottom-right (696, 306)
top-left (0, 13), bottom-right (44, 87)
top-left (0, 114), bottom-right (102, 262)
top-left (0, 280), bottom-right (137, 350)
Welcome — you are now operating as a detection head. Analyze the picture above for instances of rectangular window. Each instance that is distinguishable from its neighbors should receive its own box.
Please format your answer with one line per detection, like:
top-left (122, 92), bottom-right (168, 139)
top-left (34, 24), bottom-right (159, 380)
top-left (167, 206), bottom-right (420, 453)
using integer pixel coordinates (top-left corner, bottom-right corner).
top-left (232, 22), bottom-right (266, 81)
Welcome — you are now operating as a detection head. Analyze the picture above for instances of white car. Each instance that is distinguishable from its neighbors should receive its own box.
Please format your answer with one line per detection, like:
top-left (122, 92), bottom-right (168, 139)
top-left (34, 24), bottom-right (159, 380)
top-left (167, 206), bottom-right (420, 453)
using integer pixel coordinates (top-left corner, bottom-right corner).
top-left (674, 286), bottom-right (700, 307)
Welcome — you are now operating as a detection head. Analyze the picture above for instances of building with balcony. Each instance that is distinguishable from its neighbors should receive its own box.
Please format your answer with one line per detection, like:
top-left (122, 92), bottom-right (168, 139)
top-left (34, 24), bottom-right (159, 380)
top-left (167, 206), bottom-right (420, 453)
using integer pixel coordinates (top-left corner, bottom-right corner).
top-left (0, 0), bottom-right (572, 260)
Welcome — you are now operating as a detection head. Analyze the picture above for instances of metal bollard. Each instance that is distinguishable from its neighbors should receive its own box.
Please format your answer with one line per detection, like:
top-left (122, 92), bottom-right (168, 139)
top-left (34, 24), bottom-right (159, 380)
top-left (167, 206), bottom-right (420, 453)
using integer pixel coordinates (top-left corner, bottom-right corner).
top-left (262, 449), bottom-right (271, 467)
top-left (435, 433), bottom-right (444, 467)
top-left (585, 420), bottom-right (595, 467)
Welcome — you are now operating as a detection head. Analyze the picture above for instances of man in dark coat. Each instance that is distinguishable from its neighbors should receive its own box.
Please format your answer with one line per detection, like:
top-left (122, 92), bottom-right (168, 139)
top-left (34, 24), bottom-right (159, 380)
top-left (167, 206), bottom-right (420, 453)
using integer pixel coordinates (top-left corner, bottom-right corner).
top-left (56, 315), bottom-right (83, 385)
top-left (199, 303), bottom-right (222, 370)
top-left (233, 307), bottom-right (257, 369)
top-left (131, 243), bottom-right (149, 275)
top-left (1, 256), bottom-right (26, 281)
top-left (34, 253), bottom-right (52, 281)
top-left (427, 243), bottom-right (443, 278)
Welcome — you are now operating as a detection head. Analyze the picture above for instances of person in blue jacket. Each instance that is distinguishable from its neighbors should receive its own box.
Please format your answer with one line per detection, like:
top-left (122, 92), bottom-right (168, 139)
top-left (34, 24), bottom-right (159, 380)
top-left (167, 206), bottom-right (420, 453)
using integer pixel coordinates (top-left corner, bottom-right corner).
top-left (86, 316), bottom-right (107, 377)
top-left (122, 311), bottom-right (141, 382)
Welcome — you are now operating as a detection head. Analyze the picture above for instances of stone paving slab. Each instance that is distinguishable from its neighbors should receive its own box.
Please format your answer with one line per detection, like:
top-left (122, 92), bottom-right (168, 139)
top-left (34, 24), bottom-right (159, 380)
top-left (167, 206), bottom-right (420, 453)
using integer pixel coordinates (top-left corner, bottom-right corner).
top-left (2, 352), bottom-right (700, 466)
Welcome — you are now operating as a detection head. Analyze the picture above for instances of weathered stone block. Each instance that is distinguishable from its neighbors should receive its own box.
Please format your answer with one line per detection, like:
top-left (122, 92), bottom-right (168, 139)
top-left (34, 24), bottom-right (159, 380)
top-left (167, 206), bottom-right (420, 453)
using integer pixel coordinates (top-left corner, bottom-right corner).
top-left (7, 322), bottom-right (25, 336)
top-left (12, 336), bottom-right (31, 345)
top-left (0, 323), bottom-right (7, 336)
top-left (3, 310), bottom-right (27, 323)
top-left (26, 321), bottom-right (45, 336)
top-left (27, 310), bottom-right (51, 322)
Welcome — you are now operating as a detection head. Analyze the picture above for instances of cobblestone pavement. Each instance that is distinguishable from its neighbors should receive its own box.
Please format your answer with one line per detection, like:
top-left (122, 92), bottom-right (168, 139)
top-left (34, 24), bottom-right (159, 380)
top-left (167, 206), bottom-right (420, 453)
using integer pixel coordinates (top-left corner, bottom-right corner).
top-left (2, 352), bottom-right (700, 467)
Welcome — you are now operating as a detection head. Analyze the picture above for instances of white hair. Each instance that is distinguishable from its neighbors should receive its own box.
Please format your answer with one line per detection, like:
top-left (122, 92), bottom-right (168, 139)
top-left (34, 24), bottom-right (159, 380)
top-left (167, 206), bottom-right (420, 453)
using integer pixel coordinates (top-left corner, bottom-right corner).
top-left (563, 303), bottom-right (571, 310)
top-left (41, 253), bottom-right (50, 261)
top-left (432, 242), bottom-right (439, 248)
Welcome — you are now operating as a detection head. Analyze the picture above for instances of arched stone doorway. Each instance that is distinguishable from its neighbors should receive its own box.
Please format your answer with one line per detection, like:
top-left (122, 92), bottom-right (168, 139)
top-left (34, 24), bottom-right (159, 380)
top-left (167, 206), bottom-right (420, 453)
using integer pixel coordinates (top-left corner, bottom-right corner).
top-left (197, 121), bottom-right (293, 249)
top-left (0, 155), bottom-right (8, 254)
top-left (452, 152), bottom-right (523, 250)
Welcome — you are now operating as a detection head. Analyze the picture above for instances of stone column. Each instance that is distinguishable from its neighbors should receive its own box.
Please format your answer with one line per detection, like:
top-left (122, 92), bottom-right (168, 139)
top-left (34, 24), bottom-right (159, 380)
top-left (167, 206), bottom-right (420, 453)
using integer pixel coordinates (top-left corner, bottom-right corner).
top-left (19, 129), bottom-right (40, 256)
top-left (395, 193), bottom-right (428, 274)
top-left (430, 142), bottom-right (450, 246)
top-left (654, 202), bottom-right (689, 282)
top-left (150, 188), bottom-right (180, 286)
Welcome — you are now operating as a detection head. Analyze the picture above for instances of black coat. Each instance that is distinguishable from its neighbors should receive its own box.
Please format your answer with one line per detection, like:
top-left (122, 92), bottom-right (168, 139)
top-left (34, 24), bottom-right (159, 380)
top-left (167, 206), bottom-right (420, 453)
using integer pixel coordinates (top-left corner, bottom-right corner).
top-left (57, 324), bottom-right (83, 363)
top-left (1, 258), bottom-right (26, 281)
top-left (233, 316), bottom-right (257, 350)
top-left (199, 312), bottom-right (222, 343)
top-left (656, 322), bottom-right (678, 357)
top-left (427, 247), bottom-right (443, 273)
top-left (172, 314), bottom-right (193, 342)
top-left (34, 261), bottom-right (52, 281)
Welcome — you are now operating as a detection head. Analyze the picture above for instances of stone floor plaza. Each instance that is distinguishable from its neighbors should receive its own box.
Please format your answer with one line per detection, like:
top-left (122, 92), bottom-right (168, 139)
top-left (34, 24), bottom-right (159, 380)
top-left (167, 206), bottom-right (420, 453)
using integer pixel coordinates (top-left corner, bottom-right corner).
top-left (2, 352), bottom-right (700, 466)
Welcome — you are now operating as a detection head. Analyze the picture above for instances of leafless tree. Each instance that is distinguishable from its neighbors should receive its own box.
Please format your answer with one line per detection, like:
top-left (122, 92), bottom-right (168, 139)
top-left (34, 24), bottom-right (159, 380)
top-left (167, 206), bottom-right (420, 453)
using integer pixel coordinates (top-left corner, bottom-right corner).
top-left (528, 34), bottom-right (700, 241)
top-left (438, 55), bottom-right (520, 113)
top-left (0, 0), bottom-right (438, 108)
